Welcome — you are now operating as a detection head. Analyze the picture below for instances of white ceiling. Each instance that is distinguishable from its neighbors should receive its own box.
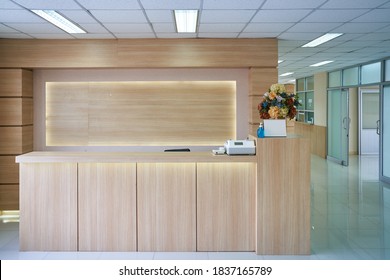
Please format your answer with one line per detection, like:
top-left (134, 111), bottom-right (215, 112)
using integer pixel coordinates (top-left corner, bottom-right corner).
top-left (1, 0), bottom-right (390, 83)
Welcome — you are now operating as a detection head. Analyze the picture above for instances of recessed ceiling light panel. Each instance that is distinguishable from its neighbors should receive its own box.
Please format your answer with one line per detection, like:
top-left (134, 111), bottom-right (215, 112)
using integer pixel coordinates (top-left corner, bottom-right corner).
top-left (310, 60), bottom-right (334, 67)
top-left (302, 33), bottom-right (343, 48)
top-left (32, 10), bottom-right (86, 34)
top-left (174, 10), bottom-right (198, 33)
top-left (280, 72), bottom-right (294, 77)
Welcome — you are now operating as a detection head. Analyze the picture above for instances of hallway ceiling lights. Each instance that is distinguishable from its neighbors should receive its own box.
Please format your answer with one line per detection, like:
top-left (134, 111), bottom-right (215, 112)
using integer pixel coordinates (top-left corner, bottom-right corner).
top-left (174, 10), bottom-right (198, 33)
top-left (31, 10), bottom-right (86, 34)
top-left (302, 33), bottom-right (343, 48)
top-left (310, 61), bottom-right (334, 67)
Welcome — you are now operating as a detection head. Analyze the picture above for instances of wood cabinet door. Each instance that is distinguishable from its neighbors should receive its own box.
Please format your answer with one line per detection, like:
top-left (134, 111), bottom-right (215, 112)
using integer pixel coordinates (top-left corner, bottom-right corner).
top-left (19, 163), bottom-right (77, 251)
top-left (78, 163), bottom-right (137, 251)
top-left (137, 163), bottom-right (196, 251)
top-left (197, 162), bottom-right (256, 251)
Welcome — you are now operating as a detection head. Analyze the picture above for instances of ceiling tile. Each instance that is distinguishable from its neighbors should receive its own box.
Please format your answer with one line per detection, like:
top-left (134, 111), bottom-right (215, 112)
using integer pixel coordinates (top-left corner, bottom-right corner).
top-left (287, 22), bottom-right (342, 32)
top-left (12, 0), bottom-right (81, 9)
top-left (332, 22), bottom-right (390, 33)
top-left (251, 9), bottom-right (312, 23)
top-left (203, 0), bottom-right (264, 9)
top-left (152, 23), bottom-right (176, 32)
top-left (199, 23), bottom-right (246, 33)
top-left (0, 32), bottom-right (32, 38)
top-left (78, 23), bottom-right (109, 33)
top-left (239, 32), bottom-right (281, 38)
top-left (103, 23), bottom-right (153, 33)
top-left (6, 23), bottom-right (66, 33)
top-left (352, 9), bottom-right (390, 23)
top-left (198, 32), bottom-right (239, 38)
top-left (60, 10), bottom-right (98, 24)
top-left (72, 33), bottom-right (116, 39)
top-left (0, 0), bottom-right (23, 9)
top-left (0, 9), bottom-right (44, 23)
top-left (302, 9), bottom-right (370, 23)
top-left (31, 33), bottom-right (74, 39)
top-left (145, 10), bottom-right (174, 23)
top-left (278, 32), bottom-right (327, 40)
top-left (140, 0), bottom-right (201, 9)
top-left (91, 10), bottom-right (147, 23)
top-left (201, 10), bottom-right (256, 23)
top-left (321, 0), bottom-right (389, 9)
top-left (243, 23), bottom-right (294, 33)
top-left (262, 0), bottom-right (327, 9)
top-left (76, 0), bottom-right (141, 9)
top-left (114, 33), bottom-right (156, 38)
top-left (0, 23), bottom-right (17, 32)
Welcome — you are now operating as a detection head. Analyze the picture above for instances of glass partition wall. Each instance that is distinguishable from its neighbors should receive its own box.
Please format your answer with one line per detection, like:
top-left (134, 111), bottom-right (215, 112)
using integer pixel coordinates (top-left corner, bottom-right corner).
top-left (327, 58), bottom-right (390, 183)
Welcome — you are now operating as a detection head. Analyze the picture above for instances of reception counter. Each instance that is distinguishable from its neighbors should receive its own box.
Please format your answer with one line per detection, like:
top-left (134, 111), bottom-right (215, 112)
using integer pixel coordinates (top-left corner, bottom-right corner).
top-left (16, 137), bottom-right (311, 255)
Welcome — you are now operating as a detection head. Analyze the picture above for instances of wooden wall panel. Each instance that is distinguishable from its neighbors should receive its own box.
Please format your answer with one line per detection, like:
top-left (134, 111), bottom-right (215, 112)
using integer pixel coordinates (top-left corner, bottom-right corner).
top-left (248, 68), bottom-right (278, 124)
top-left (0, 126), bottom-right (33, 154)
top-left (197, 163), bottom-right (256, 251)
top-left (19, 163), bottom-right (78, 251)
top-left (256, 138), bottom-right (311, 255)
top-left (295, 122), bottom-right (326, 158)
top-left (0, 156), bottom-right (19, 184)
top-left (78, 163), bottom-right (137, 251)
top-left (0, 98), bottom-right (33, 125)
top-left (0, 39), bottom-right (277, 68)
top-left (0, 185), bottom-right (19, 210)
top-left (46, 81), bottom-right (236, 146)
top-left (46, 82), bottom-right (89, 146)
top-left (137, 163), bottom-right (196, 251)
top-left (0, 69), bottom-right (32, 97)
top-left (249, 67), bottom-right (278, 96)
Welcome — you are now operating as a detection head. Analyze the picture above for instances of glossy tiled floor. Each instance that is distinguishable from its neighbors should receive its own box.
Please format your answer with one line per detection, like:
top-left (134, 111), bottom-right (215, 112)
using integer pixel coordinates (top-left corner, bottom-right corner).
top-left (1, 155), bottom-right (389, 260)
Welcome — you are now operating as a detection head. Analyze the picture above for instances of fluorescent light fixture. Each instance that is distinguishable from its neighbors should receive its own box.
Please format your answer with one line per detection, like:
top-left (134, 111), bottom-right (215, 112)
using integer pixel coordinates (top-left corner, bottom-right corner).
top-left (302, 33), bottom-right (343, 48)
top-left (310, 60), bottom-right (334, 67)
top-left (32, 10), bottom-right (86, 34)
top-left (174, 10), bottom-right (198, 33)
top-left (280, 72), bottom-right (294, 77)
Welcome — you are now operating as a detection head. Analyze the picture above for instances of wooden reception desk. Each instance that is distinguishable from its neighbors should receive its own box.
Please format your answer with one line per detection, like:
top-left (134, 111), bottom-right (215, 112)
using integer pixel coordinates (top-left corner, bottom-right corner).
top-left (16, 137), bottom-right (310, 255)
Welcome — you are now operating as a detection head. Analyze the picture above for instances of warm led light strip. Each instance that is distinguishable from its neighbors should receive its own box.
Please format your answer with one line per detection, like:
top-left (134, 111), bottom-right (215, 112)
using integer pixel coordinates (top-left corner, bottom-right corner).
top-left (32, 10), bottom-right (86, 34)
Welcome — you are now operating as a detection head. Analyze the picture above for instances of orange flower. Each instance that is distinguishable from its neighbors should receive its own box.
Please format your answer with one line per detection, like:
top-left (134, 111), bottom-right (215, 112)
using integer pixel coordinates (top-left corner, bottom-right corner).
top-left (268, 106), bottom-right (280, 119)
top-left (268, 91), bottom-right (277, 100)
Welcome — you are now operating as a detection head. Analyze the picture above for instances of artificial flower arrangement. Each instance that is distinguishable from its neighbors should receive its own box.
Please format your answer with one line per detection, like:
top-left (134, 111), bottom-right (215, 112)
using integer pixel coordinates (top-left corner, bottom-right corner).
top-left (258, 83), bottom-right (300, 119)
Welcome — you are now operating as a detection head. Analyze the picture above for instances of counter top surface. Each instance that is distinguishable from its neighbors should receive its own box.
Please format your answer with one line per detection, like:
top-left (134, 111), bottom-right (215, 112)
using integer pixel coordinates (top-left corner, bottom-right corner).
top-left (16, 151), bottom-right (257, 163)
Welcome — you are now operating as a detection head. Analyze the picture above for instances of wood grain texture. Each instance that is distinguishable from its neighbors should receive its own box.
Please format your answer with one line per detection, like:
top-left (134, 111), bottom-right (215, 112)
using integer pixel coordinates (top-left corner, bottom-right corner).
top-left (137, 163), bottom-right (196, 251)
top-left (15, 151), bottom-right (257, 163)
top-left (197, 162), bottom-right (256, 251)
top-left (0, 126), bottom-right (33, 154)
top-left (0, 185), bottom-right (19, 210)
top-left (295, 122), bottom-right (326, 158)
top-left (0, 98), bottom-right (33, 125)
top-left (46, 81), bottom-right (236, 146)
top-left (256, 137), bottom-right (311, 255)
top-left (0, 156), bottom-right (19, 184)
top-left (78, 163), bottom-right (137, 251)
top-left (19, 163), bottom-right (78, 251)
top-left (0, 69), bottom-right (32, 97)
top-left (0, 39), bottom-right (277, 68)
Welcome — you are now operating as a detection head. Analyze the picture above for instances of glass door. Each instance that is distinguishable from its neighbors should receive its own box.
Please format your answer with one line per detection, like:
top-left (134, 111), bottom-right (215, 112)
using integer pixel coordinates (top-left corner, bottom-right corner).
top-left (359, 87), bottom-right (380, 155)
top-left (327, 89), bottom-right (350, 166)
top-left (380, 86), bottom-right (390, 183)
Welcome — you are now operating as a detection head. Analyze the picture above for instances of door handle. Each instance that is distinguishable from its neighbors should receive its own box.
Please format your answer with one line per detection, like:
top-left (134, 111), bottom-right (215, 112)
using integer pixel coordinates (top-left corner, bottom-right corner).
top-left (377, 120), bottom-right (380, 135)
